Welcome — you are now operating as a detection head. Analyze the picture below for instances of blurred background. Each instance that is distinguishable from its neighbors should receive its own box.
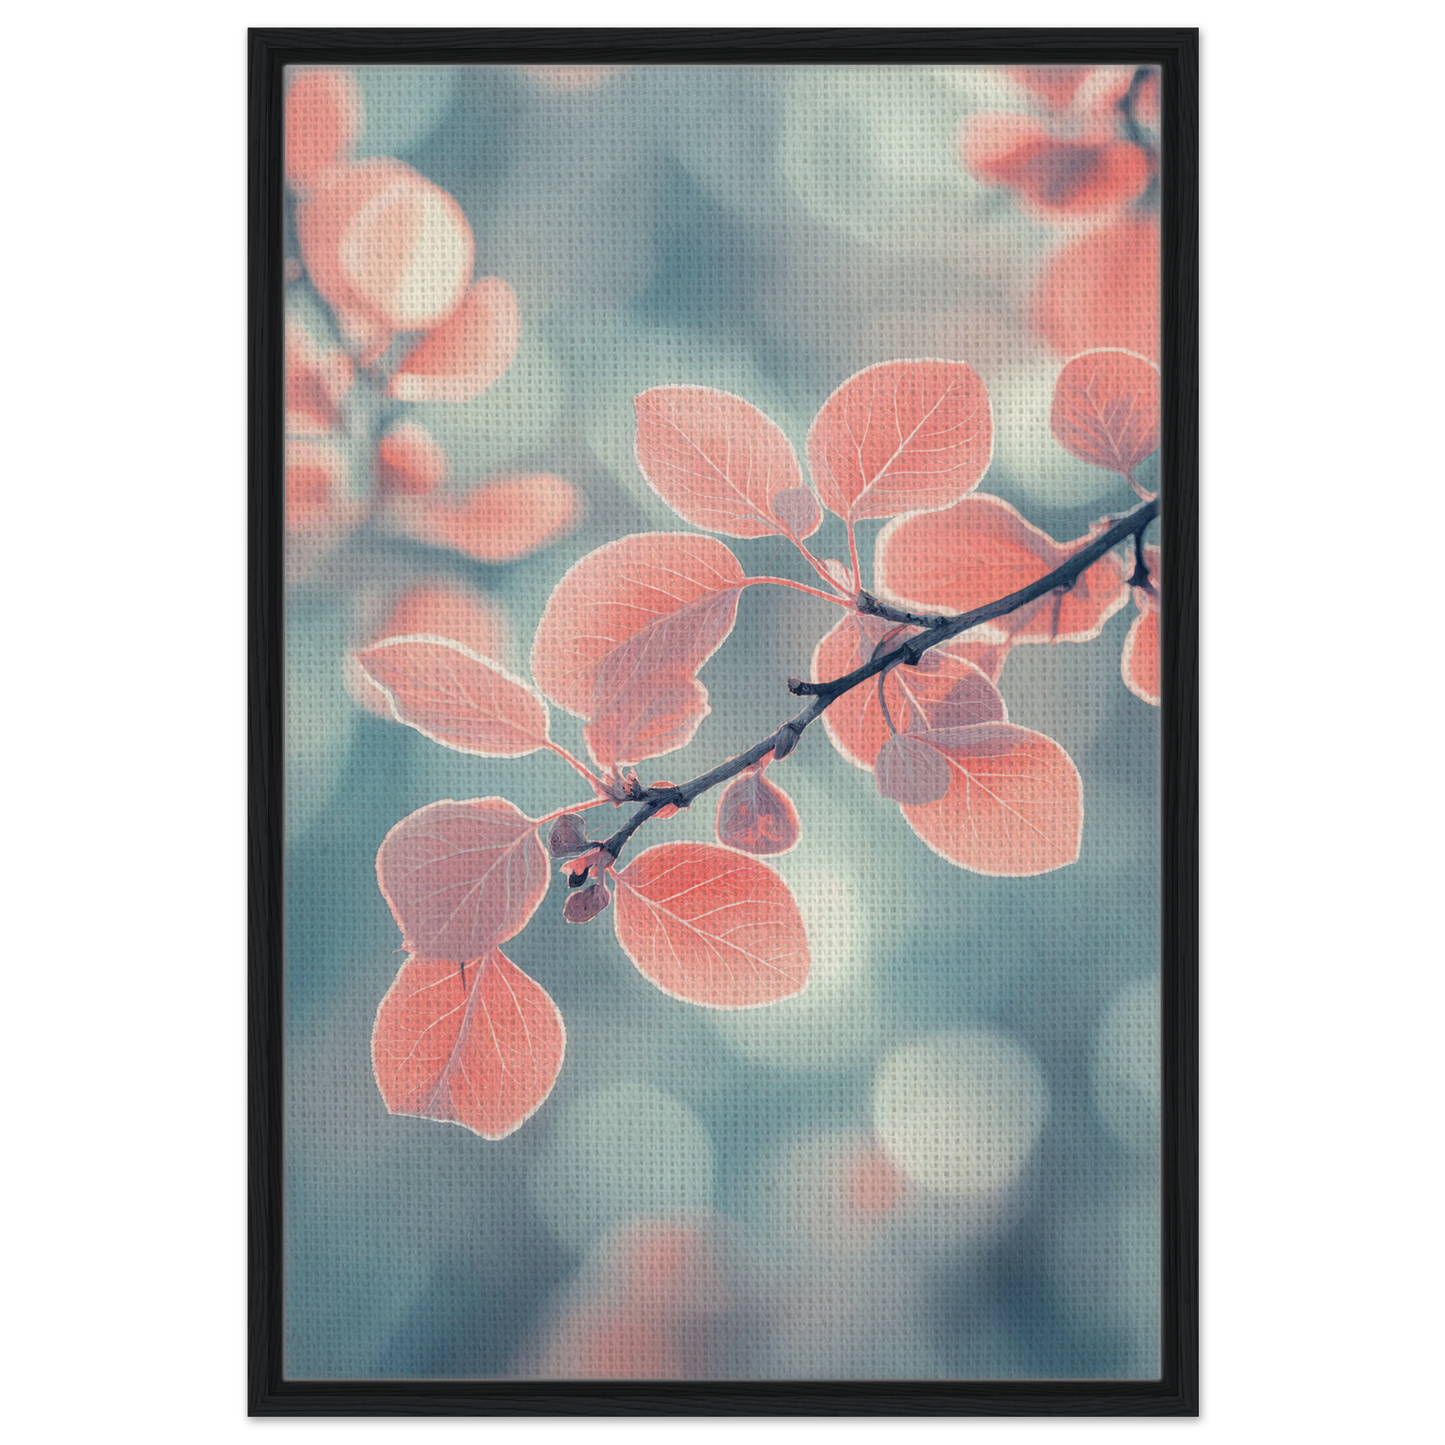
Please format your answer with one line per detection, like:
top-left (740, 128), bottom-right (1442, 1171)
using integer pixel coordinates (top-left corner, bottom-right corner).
top-left (283, 62), bottom-right (1161, 1381)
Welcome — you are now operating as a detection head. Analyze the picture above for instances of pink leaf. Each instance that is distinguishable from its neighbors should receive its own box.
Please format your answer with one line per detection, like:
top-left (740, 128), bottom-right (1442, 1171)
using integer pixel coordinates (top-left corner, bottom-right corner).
top-left (530, 533), bottom-right (747, 769)
top-left (613, 843), bottom-right (809, 1008)
top-left (388, 278), bottom-right (521, 403)
top-left (1050, 349), bottom-right (1161, 477)
top-left (372, 949), bottom-right (564, 1139)
top-left (634, 386), bottom-right (815, 539)
top-left (1122, 608), bottom-right (1160, 706)
top-left (812, 613), bottom-right (1007, 771)
top-left (585, 678), bottom-right (705, 774)
top-left (1033, 217), bottom-right (1160, 362)
top-left (348, 580), bottom-right (508, 718)
top-left (875, 493), bottom-right (1128, 645)
top-left (874, 733), bottom-right (951, 805)
top-left (376, 798), bottom-right (550, 962)
top-left (285, 68), bottom-right (360, 193)
top-left (284, 318), bottom-right (354, 434)
top-left (918, 672), bottom-right (1011, 730)
top-left (1009, 66), bottom-right (1093, 110)
top-left (961, 114), bottom-right (1148, 217)
top-left (899, 724), bottom-right (1083, 876)
top-left (384, 473), bottom-right (580, 563)
top-left (377, 421), bottom-right (448, 495)
top-left (806, 360), bottom-right (993, 523)
top-left (715, 768), bottom-right (800, 856)
top-left (1122, 543), bottom-right (1161, 705)
top-left (356, 636), bottom-right (550, 757)
top-left (284, 438), bottom-right (364, 585)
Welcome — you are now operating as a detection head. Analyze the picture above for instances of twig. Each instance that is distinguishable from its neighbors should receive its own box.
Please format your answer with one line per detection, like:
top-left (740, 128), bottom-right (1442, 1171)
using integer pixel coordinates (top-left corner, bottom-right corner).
top-left (598, 498), bottom-right (1158, 864)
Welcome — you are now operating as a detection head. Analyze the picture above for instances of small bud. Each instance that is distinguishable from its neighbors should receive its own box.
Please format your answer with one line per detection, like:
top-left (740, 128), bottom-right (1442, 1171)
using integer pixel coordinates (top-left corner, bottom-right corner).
top-left (771, 725), bottom-right (801, 761)
top-left (563, 880), bottom-right (611, 924)
top-left (562, 845), bottom-right (605, 883)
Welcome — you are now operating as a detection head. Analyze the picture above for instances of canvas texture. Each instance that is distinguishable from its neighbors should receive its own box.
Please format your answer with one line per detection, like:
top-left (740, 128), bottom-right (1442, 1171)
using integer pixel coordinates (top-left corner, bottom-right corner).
top-left (282, 62), bottom-right (1163, 1381)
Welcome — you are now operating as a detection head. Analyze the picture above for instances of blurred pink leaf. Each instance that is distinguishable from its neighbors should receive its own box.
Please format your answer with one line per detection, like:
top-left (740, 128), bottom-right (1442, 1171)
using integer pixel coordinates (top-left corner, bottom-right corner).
top-left (1008, 66), bottom-right (1094, 110)
top-left (298, 159), bottom-right (474, 344)
top-left (377, 421), bottom-right (447, 495)
top-left (389, 278), bottom-right (521, 403)
top-left (385, 473), bottom-right (580, 563)
top-left (1050, 349), bottom-right (1160, 478)
top-left (284, 319), bottom-right (354, 434)
top-left (962, 113), bottom-right (1148, 217)
top-left (284, 437), bottom-right (364, 585)
top-left (285, 68), bottom-right (360, 192)
top-left (1034, 218), bottom-right (1160, 362)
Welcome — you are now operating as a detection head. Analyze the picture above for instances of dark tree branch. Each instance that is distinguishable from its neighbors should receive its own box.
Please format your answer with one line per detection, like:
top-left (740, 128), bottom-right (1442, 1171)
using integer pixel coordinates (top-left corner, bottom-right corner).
top-left (1119, 66), bottom-right (1155, 153)
top-left (1130, 527), bottom-right (1152, 588)
top-left (856, 593), bottom-right (945, 630)
top-left (598, 498), bottom-right (1159, 866)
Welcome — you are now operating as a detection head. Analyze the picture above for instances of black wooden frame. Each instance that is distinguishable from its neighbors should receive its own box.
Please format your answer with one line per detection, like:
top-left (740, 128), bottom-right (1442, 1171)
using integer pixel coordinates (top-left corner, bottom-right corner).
top-left (250, 27), bottom-right (1197, 1415)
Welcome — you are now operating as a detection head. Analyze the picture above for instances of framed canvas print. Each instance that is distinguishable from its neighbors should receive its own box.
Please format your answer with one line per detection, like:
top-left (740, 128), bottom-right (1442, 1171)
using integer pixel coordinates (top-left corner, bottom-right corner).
top-left (250, 28), bottom-right (1197, 1414)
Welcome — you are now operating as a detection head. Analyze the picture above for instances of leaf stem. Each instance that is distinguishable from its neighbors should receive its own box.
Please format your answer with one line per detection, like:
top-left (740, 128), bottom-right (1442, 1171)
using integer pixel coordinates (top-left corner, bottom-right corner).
top-left (847, 518), bottom-right (862, 596)
top-left (748, 576), bottom-right (855, 607)
top-left (535, 797), bottom-right (609, 826)
top-left (1129, 528), bottom-right (1152, 588)
top-left (877, 669), bottom-right (898, 735)
top-left (1125, 467), bottom-right (1157, 504)
top-left (543, 741), bottom-right (607, 793)
top-left (795, 539), bottom-right (857, 597)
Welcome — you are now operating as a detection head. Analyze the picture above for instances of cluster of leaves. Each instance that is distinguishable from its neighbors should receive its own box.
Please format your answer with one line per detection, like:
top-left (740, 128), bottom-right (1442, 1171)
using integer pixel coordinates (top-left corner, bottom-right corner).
top-left (357, 354), bottom-right (1161, 1141)
top-left (961, 65), bottom-right (1161, 362)
top-left (283, 67), bottom-right (579, 630)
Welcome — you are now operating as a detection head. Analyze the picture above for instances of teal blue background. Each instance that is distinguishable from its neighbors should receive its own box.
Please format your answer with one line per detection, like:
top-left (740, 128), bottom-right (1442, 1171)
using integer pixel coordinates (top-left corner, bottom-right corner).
top-left (284, 64), bottom-right (1161, 1380)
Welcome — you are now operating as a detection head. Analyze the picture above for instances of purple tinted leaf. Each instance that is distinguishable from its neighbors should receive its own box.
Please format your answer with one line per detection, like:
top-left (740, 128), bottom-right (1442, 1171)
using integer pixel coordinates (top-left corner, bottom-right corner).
top-left (547, 813), bottom-right (594, 858)
top-left (772, 486), bottom-right (822, 539)
top-left (874, 733), bottom-right (951, 805)
top-left (563, 880), bottom-right (611, 923)
top-left (918, 672), bottom-right (1007, 730)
